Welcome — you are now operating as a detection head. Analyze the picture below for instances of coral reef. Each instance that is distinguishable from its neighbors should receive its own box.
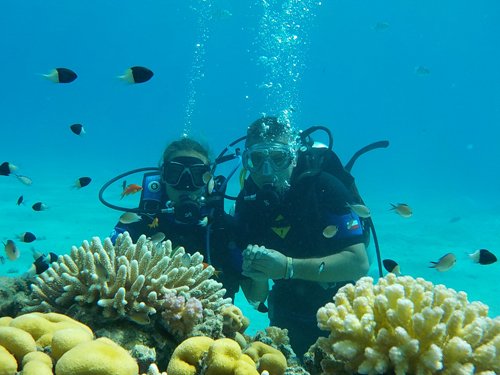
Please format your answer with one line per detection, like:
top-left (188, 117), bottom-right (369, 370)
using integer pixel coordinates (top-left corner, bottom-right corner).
top-left (305, 274), bottom-right (500, 375)
top-left (166, 336), bottom-right (288, 375)
top-left (244, 341), bottom-right (288, 375)
top-left (221, 304), bottom-right (250, 336)
top-left (0, 312), bottom-right (138, 375)
top-left (27, 233), bottom-right (231, 340)
top-left (0, 276), bottom-right (31, 317)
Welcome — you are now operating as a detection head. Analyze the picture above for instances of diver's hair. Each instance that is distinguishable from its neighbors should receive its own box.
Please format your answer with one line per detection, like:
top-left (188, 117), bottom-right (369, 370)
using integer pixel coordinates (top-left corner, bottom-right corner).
top-left (161, 137), bottom-right (210, 164)
top-left (245, 116), bottom-right (297, 147)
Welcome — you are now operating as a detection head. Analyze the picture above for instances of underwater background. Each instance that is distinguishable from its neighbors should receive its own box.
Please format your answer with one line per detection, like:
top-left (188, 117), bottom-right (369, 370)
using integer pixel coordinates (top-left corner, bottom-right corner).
top-left (1, 0), bottom-right (499, 334)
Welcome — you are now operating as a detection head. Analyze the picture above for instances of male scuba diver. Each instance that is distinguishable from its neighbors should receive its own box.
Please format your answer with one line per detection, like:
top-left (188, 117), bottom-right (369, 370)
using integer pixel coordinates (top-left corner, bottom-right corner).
top-left (234, 116), bottom-right (371, 357)
top-left (104, 137), bottom-right (242, 300)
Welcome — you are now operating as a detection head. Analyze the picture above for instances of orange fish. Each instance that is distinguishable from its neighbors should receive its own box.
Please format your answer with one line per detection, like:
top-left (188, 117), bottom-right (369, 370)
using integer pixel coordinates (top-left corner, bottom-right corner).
top-left (148, 217), bottom-right (159, 229)
top-left (121, 183), bottom-right (143, 199)
top-left (203, 262), bottom-right (222, 278)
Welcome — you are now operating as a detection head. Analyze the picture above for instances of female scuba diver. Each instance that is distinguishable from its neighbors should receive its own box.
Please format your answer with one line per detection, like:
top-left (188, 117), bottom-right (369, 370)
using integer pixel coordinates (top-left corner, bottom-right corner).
top-left (106, 137), bottom-right (242, 300)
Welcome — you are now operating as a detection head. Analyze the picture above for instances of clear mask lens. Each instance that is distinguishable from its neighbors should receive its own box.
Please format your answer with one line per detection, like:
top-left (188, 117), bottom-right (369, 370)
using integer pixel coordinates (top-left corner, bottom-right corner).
top-left (244, 143), bottom-right (293, 173)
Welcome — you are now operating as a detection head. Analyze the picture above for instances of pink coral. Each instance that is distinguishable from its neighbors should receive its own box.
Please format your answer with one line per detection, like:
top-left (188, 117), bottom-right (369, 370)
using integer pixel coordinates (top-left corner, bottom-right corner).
top-left (159, 291), bottom-right (203, 337)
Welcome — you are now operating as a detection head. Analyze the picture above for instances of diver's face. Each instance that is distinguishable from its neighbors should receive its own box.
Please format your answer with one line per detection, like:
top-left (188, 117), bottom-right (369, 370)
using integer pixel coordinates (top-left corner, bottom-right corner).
top-left (163, 150), bottom-right (210, 204)
top-left (243, 141), bottom-right (296, 191)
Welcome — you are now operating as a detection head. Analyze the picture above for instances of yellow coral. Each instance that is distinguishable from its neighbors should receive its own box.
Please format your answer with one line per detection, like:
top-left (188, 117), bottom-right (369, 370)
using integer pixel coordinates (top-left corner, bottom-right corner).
top-left (221, 305), bottom-right (250, 335)
top-left (55, 337), bottom-right (139, 375)
top-left (167, 336), bottom-right (260, 375)
top-left (244, 341), bottom-right (287, 375)
top-left (167, 336), bottom-right (214, 375)
top-left (0, 326), bottom-right (36, 362)
top-left (0, 345), bottom-right (17, 375)
top-left (311, 274), bottom-right (500, 375)
top-left (205, 338), bottom-right (258, 375)
top-left (0, 313), bottom-right (139, 375)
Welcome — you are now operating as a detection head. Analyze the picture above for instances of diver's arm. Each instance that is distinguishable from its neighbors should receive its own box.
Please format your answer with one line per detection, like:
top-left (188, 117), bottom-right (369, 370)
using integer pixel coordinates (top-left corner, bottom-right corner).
top-left (292, 243), bottom-right (369, 283)
top-left (245, 243), bottom-right (369, 283)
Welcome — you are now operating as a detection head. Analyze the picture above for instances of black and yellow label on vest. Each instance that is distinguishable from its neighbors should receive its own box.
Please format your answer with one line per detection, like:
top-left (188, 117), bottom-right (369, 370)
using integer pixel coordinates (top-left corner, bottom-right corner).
top-left (270, 214), bottom-right (291, 239)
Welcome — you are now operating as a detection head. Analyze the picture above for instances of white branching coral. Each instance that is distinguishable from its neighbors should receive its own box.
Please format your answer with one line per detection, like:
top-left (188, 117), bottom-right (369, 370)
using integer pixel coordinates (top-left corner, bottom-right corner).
top-left (28, 233), bottom-right (231, 331)
top-left (309, 274), bottom-right (499, 375)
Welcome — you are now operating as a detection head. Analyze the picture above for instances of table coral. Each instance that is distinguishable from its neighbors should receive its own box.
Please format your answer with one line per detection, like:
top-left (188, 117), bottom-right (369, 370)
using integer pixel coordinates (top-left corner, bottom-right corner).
top-left (305, 274), bottom-right (499, 375)
top-left (28, 233), bottom-right (231, 338)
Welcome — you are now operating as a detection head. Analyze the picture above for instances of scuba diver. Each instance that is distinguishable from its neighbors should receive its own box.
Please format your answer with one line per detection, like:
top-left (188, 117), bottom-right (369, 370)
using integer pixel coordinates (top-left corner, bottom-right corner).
top-left (231, 116), bottom-right (387, 357)
top-left (100, 137), bottom-right (242, 300)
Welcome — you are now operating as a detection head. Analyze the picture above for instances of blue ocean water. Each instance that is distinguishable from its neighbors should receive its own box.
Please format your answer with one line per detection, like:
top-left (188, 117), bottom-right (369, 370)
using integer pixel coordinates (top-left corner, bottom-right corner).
top-left (1, 0), bottom-right (499, 336)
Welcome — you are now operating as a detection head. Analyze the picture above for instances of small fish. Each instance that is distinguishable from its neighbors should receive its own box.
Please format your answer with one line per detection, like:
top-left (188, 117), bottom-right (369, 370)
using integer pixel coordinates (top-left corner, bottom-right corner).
top-left (415, 66), bottom-right (431, 76)
top-left (322, 225), bottom-right (338, 238)
top-left (43, 67), bottom-right (78, 83)
top-left (257, 302), bottom-right (269, 313)
top-left (390, 203), bottom-right (413, 218)
top-left (429, 253), bottom-right (456, 272)
top-left (202, 262), bottom-right (222, 278)
top-left (449, 216), bottom-right (461, 223)
top-left (346, 202), bottom-right (371, 218)
top-left (3, 240), bottom-right (20, 261)
top-left (207, 177), bottom-right (215, 195)
top-left (32, 202), bottom-right (49, 211)
top-left (119, 212), bottom-right (142, 224)
top-left (128, 311), bottom-right (151, 325)
top-left (122, 180), bottom-right (127, 191)
top-left (467, 249), bottom-right (497, 265)
top-left (181, 253), bottom-right (191, 267)
top-left (16, 195), bottom-right (24, 206)
top-left (95, 261), bottom-right (110, 281)
top-left (119, 66), bottom-right (154, 84)
top-left (148, 232), bottom-right (165, 244)
top-left (30, 252), bottom-right (58, 275)
top-left (0, 255), bottom-right (5, 264)
top-left (70, 123), bottom-right (85, 136)
top-left (0, 162), bottom-right (18, 176)
top-left (121, 183), bottom-right (143, 199)
top-left (318, 261), bottom-right (325, 274)
top-left (15, 174), bottom-right (33, 186)
top-left (74, 177), bottom-right (92, 189)
top-left (199, 216), bottom-right (209, 227)
top-left (202, 171), bottom-right (213, 185)
top-left (148, 217), bottom-right (159, 229)
top-left (17, 232), bottom-right (37, 243)
top-left (383, 259), bottom-right (401, 275)
top-left (374, 21), bottom-right (390, 31)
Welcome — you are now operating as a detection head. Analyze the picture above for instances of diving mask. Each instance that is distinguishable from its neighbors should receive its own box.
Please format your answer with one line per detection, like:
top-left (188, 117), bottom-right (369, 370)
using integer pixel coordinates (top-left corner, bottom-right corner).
top-left (243, 143), bottom-right (294, 174)
top-left (162, 156), bottom-right (211, 191)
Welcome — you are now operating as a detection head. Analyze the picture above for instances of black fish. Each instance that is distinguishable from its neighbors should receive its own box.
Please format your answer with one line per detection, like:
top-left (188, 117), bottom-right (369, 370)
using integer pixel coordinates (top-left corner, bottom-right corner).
top-left (74, 177), bottom-right (92, 188)
top-left (70, 123), bottom-right (85, 136)
top-left (18, 232), bottom-right (37, 243)
top-left (257, 302), bottom-right (269, 313)
top-left (17, 195), bottom-right (24, 206)
top-left (383, 259), bottom-right (401, 275)
top-left (32, 252), bottom-right (58, 274)
top-left (32, 202), bottom-right (48, 211)
top-left (468, 249), bottom-right (497, 265)
top-left (120, 66), bottom-right (154, 84)
top-left (0, 161), bottom-right (16, 176)
top-left (44, 67), bottom-right (78, 83)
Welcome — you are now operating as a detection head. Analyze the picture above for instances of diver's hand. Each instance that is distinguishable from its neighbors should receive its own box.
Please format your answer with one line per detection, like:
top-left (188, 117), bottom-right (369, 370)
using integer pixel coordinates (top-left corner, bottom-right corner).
top-left (242, 244), bottom-right (287, 280)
